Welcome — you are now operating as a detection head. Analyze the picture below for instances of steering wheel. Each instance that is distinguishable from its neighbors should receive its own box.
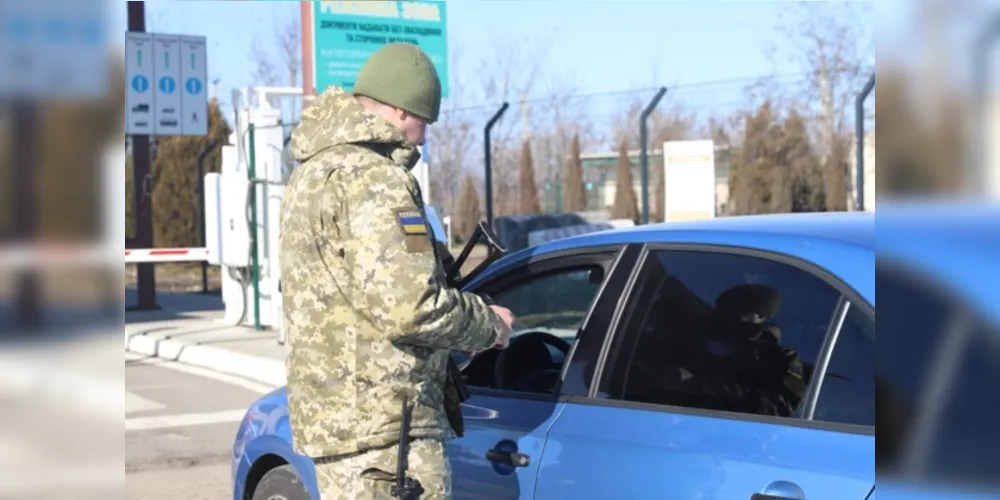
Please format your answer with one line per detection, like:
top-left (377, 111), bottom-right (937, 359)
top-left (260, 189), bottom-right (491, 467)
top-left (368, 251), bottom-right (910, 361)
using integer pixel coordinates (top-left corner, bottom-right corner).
top-left (494, 331), bottom-right (572, 391)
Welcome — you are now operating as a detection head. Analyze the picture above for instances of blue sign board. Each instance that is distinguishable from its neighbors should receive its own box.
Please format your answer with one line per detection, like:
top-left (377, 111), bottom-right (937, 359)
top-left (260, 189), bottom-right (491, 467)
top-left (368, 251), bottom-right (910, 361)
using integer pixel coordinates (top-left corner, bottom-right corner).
top-left (312, 1), bottom-right (448, 97)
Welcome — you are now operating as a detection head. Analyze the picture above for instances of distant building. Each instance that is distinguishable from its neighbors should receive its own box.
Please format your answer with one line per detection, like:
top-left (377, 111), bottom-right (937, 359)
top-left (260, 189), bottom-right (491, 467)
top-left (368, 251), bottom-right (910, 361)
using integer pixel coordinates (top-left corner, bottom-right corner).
top-left (848, 131), bottom-right (875, 211)
top-left (548, 145), bottom-right (731, 216)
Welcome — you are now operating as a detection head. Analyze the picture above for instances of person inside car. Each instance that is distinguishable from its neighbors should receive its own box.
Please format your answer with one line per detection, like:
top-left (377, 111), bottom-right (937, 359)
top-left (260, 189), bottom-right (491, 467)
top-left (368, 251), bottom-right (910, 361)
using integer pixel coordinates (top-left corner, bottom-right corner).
top-left (630, 284), bottom-right (806, 418)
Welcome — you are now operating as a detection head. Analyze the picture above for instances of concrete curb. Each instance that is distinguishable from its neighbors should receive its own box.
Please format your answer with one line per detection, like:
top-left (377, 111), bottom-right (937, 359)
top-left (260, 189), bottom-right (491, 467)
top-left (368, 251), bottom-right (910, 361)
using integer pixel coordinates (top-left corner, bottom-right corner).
top-left (125, 332), bottom-right (286, 388)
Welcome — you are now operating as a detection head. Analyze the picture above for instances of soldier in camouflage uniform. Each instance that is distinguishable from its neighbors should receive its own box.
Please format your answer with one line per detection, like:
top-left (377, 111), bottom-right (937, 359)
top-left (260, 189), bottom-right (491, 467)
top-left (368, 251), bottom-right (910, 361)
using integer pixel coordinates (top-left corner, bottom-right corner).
top-left (280, 43), bottom-right (515, 499)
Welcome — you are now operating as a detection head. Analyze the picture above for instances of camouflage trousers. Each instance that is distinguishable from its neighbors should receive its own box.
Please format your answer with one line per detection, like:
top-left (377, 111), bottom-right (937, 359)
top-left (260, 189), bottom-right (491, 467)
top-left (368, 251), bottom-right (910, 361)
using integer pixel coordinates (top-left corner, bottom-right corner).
top-left (313, 439), bottom-right (452, 500)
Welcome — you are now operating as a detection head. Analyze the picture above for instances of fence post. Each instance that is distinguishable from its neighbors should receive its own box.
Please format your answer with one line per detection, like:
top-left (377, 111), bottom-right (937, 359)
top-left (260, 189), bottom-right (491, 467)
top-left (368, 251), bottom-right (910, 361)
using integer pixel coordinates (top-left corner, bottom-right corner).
top-left (640, 87), bottom-right (668, 224)
top-left (197, 140), bottom-right (218, 294)
top-left (854, 74), bottom-right (875, 212)
top-left (248, 125), bottom-right (262, 331)
top-left (483, 102), bottom-right (510, 238)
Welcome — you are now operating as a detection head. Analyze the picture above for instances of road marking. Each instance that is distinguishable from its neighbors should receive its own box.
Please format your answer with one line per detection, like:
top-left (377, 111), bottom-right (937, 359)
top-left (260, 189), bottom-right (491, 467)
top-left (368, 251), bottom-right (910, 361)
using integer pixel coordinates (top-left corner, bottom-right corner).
top-left (125, 409), bottom-right (247, 432)
top-left (125, 352), bottom-right (277, 394)
top-left (125, 391), bottom-right (167, 414)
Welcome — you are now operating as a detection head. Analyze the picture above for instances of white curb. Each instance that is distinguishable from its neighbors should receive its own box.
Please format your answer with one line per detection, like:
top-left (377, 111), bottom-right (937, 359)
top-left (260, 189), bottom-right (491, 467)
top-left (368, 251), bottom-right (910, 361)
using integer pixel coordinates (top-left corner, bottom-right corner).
top-left (125, 333), bottom-right (286, 388)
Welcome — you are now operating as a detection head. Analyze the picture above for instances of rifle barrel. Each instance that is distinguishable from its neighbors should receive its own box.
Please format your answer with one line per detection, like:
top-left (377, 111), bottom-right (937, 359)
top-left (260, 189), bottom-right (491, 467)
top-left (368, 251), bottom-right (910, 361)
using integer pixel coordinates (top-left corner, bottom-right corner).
top-left (396, 397), bottom-right (411, 490)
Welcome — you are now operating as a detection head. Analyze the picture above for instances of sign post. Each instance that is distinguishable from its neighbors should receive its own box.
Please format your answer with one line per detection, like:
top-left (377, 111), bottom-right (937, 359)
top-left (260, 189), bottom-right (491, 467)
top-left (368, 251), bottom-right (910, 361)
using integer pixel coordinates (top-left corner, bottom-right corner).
top-left (125, 27), bottom-right (210, 310)
top-left (127, 2), bottom-right (157, 310)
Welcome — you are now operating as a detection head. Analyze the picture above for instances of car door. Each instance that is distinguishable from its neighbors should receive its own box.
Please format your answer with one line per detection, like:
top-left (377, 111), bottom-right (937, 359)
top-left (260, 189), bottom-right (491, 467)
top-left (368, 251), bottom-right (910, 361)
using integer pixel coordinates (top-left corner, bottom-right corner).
top-left (534, 246), bottom-right (875, 500)
top-left (447, 245), bottom-right (634, 500)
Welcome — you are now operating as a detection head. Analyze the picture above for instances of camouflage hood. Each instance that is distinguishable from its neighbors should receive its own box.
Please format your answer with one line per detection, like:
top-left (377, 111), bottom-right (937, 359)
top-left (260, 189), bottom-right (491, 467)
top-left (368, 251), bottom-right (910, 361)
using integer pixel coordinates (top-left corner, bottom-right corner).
top-left (291, 86), bottom-right (420, 169)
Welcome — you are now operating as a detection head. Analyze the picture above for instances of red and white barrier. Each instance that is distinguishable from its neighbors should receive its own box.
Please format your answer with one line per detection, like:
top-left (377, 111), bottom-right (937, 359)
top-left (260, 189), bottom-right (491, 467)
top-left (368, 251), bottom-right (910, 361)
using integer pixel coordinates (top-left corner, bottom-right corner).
top-left (0, 246), bottom-right (213, 268)
top-left (0, 244), bottom-right (113, 269)
top-left (125, 247), bottom-right (210, 264)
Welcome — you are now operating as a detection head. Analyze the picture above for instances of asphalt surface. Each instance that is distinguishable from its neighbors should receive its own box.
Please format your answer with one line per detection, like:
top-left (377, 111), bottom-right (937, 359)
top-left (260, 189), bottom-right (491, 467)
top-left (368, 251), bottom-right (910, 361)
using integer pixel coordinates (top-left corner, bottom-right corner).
top-left (125, 352), bottom-right (276, 500)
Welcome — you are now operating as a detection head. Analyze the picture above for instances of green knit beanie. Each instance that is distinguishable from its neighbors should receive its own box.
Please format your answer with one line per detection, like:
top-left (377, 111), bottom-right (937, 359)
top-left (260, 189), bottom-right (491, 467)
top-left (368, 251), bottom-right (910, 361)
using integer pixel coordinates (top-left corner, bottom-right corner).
top-left (353, 43), bottom-right (442, 123)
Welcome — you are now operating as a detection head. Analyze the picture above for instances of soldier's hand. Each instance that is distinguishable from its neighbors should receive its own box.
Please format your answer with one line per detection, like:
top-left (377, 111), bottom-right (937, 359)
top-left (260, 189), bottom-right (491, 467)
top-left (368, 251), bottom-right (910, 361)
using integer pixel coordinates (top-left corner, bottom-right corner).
top-left (489, 305), bottom-right (515, 349)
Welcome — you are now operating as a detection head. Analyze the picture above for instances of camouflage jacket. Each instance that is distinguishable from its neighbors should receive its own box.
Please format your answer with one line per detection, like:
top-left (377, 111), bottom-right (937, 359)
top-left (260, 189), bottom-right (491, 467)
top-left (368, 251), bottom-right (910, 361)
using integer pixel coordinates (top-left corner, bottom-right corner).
top-left (280, 87), bottom-right (503, 459)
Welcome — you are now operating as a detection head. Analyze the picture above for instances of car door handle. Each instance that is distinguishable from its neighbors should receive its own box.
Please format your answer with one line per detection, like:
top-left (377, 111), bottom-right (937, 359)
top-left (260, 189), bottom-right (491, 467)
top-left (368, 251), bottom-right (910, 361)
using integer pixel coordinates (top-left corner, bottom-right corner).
top-left (485, 449), bottom-right (531, 468)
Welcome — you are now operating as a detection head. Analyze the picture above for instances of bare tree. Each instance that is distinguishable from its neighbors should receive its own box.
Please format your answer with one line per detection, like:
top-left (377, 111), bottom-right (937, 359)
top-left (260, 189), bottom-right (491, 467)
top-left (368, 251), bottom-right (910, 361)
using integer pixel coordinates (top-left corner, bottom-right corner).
top-left (455, 174), bottom-right (483, 242)
top-left (518, 139), bottom-right (542, 214)
top-left (784, 107), bottom-right (825, 212)
top-left (428, 47), bottom-right (481, 217)
top-left (611, 97), bottom-right (698, 153)
top-left (876, 64), bottom-right (965, 195)
top-left (611, 137), bottom-right (640, 223)
top-left (249, 13), bottom-right (302, 116)
top-left (770, 2), bottom-right (874, 207)
top-left (528, 69), bottom-right (602, 208)
top-left (472, 32), bottom-right (555, 216)
top-left (562, 134), bottom-right (587, 212)
top-left (729, 101), bottom-right (789, 215)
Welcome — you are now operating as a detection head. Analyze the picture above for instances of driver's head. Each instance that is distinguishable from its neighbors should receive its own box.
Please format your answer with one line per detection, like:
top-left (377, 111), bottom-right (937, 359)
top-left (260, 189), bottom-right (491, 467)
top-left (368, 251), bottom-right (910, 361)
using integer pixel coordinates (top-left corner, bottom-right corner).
top-left (353, 43), bottom-right (442, 146)
top-left (714, 284), bottom-right (781, 324)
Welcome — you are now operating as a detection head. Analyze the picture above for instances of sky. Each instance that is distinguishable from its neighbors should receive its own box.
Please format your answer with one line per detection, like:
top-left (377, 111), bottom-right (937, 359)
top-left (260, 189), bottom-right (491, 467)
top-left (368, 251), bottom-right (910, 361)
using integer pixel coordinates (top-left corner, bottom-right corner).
top-left (114, 0), bottom-right (881, 131)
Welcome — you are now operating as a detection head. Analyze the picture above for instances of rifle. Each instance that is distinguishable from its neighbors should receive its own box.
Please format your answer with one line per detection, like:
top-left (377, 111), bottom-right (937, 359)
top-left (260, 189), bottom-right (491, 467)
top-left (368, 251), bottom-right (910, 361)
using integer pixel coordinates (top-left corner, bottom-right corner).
top-left (390, 396), bottom-right (424, 500)
top-left (445, 220), bottom-right (509, 289)
top-left (391, 221), bottom-right (508, 499)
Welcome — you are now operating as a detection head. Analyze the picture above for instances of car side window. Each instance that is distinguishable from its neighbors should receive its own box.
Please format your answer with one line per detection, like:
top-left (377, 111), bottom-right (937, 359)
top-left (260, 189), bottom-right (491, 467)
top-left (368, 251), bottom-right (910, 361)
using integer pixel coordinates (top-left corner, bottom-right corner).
top-left (599, 250), bottom-right (841, 420)
top-left (492, 267), bottom-right (603, 333)
top-left (876, 263), bottom-right (1000, 490)
top-left (876, 264), bottom-right (952, 473)
top-left (813, 306), bottom-right (875, 427)
top-left (458, 264), bottom-right (607, 391)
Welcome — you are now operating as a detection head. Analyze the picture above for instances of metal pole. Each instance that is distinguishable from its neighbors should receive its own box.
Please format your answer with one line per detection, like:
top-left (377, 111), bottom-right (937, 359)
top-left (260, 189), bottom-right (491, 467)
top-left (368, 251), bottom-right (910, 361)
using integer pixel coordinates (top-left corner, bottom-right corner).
top-left (248, 125), bottom-right (262, 331)
top-left (855, 74), bottom-right (875, 211)
top-left (640, 87), bottom-right (668, 225)
top-left (300, 1), bottom-right (316, 107)
top-left (972, 17), bottom-right (1000, 197)
top-left (128, 1), bottom-right (158, 310)
top-left (483, 102), bottom-right (509, 232)
top-left (197, 140), bottom-right (218, 294)
top-left (11, 101), bottom-right (40, 330)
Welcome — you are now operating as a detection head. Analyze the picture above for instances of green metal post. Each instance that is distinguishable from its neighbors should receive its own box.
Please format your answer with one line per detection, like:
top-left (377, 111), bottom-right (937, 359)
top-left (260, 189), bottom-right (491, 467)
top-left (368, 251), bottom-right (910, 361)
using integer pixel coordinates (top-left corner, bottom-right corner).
top-left (248, 124), bottom-right (262, 331)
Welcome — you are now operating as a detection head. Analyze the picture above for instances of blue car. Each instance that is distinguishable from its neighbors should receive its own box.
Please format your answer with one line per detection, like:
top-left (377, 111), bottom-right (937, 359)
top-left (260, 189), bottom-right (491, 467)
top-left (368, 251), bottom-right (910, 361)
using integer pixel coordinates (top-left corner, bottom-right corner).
top-left (232, 205), bottom-right (999, 500)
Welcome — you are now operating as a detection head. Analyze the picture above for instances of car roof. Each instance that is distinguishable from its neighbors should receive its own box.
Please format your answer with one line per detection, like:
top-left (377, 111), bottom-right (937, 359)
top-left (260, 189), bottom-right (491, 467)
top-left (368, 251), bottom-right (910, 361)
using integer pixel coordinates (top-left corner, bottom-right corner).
top-left (876, 200), bottom-right (1000, 325)
top-left (478, 211), bottom-right (875, 306)
top-left (480, 202), bottom-right (999, 324)
top-left (551, 211), bottom-right (874, 250)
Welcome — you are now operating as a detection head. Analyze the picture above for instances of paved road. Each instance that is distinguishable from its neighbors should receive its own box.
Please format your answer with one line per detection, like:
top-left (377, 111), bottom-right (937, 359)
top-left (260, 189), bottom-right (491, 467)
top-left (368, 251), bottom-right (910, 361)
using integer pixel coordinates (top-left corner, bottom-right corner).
top-left (125, 352), bottom-right (276, 500)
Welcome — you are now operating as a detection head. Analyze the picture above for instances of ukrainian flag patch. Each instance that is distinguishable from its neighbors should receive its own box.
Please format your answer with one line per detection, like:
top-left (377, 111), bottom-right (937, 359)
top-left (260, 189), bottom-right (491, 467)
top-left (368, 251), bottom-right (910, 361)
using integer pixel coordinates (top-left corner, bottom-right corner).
top-left (395, 209), bottom-right (427, 236)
